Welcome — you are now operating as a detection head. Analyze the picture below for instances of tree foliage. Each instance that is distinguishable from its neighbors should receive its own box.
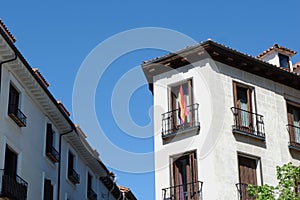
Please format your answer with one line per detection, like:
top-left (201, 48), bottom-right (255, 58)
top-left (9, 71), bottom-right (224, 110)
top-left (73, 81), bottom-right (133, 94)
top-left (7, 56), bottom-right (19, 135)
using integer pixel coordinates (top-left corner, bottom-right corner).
top-left (247, 163), bottom-right (300, 200)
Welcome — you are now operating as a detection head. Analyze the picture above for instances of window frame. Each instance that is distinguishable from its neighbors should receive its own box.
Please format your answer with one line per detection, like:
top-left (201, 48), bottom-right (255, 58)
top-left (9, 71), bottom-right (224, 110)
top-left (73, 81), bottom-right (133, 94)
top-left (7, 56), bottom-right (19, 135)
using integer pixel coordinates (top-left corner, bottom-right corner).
top-left (278, 53), bottom-right (290, 69)
top-left (286, 101), bottom-right (300, 147)
top-left (170, 150), bottom-right (199, 199)
top-left (232, 81), bottom-right (258, 133)
top-left (169, 79), bottom-right (194, 129)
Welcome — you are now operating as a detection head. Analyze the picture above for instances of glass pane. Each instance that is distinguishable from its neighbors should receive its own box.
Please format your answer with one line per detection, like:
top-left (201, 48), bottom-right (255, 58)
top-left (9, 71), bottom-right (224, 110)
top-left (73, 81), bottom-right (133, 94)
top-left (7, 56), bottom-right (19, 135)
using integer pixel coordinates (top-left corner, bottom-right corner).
top-left (293, 109), bottom-right (300, 143)
top-left (238, 88), bottom-right (249, 127)
top-left (279, 54), bottom-right (290, 69)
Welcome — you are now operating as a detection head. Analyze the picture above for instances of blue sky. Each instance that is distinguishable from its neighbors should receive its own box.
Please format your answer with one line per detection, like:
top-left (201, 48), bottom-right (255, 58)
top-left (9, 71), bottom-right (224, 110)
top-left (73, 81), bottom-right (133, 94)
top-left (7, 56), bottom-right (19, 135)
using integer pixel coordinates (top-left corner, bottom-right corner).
top-left (1, 1), bottom-right (300, 199)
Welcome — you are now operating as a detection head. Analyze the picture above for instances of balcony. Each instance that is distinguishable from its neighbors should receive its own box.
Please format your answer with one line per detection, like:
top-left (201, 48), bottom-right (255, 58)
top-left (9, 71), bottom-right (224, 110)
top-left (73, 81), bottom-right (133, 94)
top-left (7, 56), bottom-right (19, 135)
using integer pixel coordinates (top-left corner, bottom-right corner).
top-left (236, 183), bottom-right (255, 200)
top-left (46, 145), bottom-right (60, 163)
top-left (8, 104), bottom-right (27, 127)
top-left (68, 168), bottom-right (80, 185)
top-left (0, 169), bottom-right (28, 200)
top-left (162, 181), bottom-right (203, 200)
top-left (231, 107), bottom-right (265, 141)
top-left (287, 124), bottom-right (300, 151)
top-left (162, 104), bottom-right (200, 139)
top-left (88, 188), bottom-right (97, 200)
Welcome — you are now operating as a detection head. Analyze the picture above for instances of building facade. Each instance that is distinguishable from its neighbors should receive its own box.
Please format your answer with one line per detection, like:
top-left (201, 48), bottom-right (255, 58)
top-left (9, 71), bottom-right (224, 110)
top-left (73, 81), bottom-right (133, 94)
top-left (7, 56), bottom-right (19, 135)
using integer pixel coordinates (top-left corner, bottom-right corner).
top-left (142, 40), bottom-right (300, 199)
top-left (0, 20), bottom-right (136, 200)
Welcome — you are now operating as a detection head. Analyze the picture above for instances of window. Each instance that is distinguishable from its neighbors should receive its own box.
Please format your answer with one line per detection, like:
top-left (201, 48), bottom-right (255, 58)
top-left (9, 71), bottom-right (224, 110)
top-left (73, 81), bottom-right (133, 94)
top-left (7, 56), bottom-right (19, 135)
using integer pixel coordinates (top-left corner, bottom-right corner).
top-left (4, 145), bottom-right (18, 177)
top-left (45, 123), bottom-right (59, 163)
top-left (279, 53), bottom-right (290, 69)
top-left (2, 145), bottom-right (28, 200)
top-left (233, 83), bottom-right (253, 130)
top-left (237, 155), bottom-right (260, 200)
top-left (87, 173), bottom-right (97, 200)
top-left (232, 82), bottom-right (265, 139)
top-left (170, 80), bottom-right (193, 127)
top-left (68, 151), bottom-right (80, 184)
top-left (287, 103), bottom-right (300, 148)
top-left (162, 79), bottom-right (200, 139)
top-left (8, 84), bottom-right (26, 127)
top-left (171, 151), bottom-right (199, 200)
top-left (43, 179), bottom-right (53, 200)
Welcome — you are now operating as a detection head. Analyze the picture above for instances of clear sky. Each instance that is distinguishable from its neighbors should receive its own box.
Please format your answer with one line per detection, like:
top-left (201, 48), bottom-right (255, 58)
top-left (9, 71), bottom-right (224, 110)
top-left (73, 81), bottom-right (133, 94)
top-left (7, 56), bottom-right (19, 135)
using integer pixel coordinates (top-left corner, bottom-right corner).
top-left (1, 1), bottom-right (300, 199)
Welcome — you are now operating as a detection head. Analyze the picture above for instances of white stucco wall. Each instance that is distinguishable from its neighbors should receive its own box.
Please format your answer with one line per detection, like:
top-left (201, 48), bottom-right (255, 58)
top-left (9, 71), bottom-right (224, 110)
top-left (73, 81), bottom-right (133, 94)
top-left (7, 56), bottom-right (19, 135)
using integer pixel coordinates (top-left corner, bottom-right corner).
top-left (153, 58), bottom-right (300, 199)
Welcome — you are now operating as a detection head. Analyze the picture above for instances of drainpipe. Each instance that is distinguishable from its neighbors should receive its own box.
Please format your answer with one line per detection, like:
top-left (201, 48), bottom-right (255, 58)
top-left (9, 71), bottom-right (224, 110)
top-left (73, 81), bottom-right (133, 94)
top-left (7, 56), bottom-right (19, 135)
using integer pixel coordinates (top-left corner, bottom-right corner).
top-left (0, 53), bottom-right (17, 94)
top-left (57, 129), bottom-right (74, 200)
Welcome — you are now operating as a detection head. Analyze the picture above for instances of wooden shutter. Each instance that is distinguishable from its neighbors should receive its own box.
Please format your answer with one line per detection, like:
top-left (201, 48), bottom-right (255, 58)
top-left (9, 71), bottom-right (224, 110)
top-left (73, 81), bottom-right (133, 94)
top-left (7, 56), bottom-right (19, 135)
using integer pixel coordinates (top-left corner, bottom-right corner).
top-left (238, 156), bottom-right (257, 185)
top-left (233, 82), bottom-right (238, 108)
top-left (190, 152), bottom-right (198, 200)
top-left (172, 152), bottom-right (198, 200)
top-left (287, 105), bottom-right (295, 142)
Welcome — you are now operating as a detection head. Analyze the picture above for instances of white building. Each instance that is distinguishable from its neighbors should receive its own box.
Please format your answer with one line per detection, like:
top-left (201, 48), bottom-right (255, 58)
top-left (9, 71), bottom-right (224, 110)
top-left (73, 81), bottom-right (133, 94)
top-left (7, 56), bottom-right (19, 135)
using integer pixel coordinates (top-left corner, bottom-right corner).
top-left (0, 20), bottom-right (136, 200)
top-left (142, 40), bottom-right (300, 199)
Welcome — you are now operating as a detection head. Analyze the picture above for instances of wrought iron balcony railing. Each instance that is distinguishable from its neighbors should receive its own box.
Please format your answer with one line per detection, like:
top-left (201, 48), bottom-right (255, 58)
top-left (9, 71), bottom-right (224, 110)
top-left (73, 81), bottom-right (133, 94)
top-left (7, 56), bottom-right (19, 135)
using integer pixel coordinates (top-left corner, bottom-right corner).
top-left (231, 107), bottom-right (265, 140)
top-left (68, 168), bottom-right (80, 185)
top-left (236, 183), bottom-right (255, 200)
top-left (162, 104), bottom-right (200, 138)
top-left (162, 181), bottom-right (203, 200)
top-left (287, 124), bottom-right (300, 150)
top-left (8, 104), bottom-right (27, 127)
top-left (46, 145), bottom-right (60, 163)
top-left (0, 169), bottom-right (28, 200)
top-left (88, 188), bottom-right (97, 200)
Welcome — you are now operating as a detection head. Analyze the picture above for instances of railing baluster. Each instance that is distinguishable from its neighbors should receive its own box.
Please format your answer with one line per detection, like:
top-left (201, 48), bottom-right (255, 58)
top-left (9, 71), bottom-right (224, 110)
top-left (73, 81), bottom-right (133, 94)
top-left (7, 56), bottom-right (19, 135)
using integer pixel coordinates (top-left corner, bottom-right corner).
top-left (231, 107), bottom-right (265, 140)
top-left (0, 169), bottom-right (28, 200)
top-left (287, 124), bottom-right (300, 149)
top-left (162, 181), bottom-right (203, 200)
top-left (162, 104), bottom-right (200, 138)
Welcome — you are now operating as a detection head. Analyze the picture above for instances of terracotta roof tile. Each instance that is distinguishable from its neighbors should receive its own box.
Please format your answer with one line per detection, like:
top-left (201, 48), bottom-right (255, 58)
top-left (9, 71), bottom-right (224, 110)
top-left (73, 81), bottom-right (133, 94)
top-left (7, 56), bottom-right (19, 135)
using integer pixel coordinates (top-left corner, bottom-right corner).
top-left (0, 19), bottom-right (16, 43)
top-left (32, 68), bottom-right (50, 87)
top-left (257, 44), bottom-right (297, 58)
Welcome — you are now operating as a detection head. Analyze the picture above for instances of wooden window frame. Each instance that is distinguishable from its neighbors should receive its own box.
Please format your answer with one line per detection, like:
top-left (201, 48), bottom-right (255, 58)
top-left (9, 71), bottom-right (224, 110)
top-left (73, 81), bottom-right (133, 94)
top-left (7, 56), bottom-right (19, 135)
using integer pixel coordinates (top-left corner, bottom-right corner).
top-left (287, 101), bottom-right (300, 145)
top-left (278, 53), bottom-right (290, 69)
top-left (233, 82), bottom-right (256, 132)
top-left (169, 79), bottom-right (194, 130)
top-left (170, 150), bottom-right (198, 200)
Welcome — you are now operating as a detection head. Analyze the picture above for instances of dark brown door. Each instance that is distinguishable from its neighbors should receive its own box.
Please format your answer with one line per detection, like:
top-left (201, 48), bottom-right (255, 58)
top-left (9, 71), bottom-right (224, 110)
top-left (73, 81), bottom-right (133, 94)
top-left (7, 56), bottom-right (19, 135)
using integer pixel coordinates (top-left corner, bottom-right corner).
top-left (173, 152), bottom-right (198, 200)
top-left (238, 156), bottom-right (257, 200)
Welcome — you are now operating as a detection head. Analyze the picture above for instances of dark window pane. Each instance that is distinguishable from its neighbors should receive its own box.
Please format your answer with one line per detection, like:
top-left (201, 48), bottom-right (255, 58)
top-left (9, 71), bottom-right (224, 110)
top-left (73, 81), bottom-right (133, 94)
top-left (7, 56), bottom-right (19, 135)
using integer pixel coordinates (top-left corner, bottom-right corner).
top-left (279, 53), bottom-right (290, 69)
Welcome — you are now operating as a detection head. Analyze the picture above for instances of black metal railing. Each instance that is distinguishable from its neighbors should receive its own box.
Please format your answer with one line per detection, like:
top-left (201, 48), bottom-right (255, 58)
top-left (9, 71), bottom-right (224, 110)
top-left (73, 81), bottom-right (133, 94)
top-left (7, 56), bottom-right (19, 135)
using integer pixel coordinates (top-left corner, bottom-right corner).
top-left (162, 181), bottom-right (203, 200)
top-left (287, 124), bottom-right (300, 149)
top-left (0, 169), bottom-right (28, 200)
top-left (8, 104), bottom-right (27, 127)
top-left (162, 104), bottom-right (200, 138)
top-left (68, 168), bottom-right (80, 184)
top-left (88, 188), bottom-right (97, 200)
top-left (236, 183), bottom-right (255, 200)
top-left (46, 145), bottom-right (60, 163)
top-left (231, 107), bottom-right (265, 140)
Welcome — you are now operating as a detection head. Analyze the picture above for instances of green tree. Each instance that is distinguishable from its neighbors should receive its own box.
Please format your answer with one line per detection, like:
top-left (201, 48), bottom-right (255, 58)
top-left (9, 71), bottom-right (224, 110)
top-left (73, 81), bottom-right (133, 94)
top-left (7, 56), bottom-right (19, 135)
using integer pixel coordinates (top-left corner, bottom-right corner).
top-left (247, 163), bottom-right (300, 200)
